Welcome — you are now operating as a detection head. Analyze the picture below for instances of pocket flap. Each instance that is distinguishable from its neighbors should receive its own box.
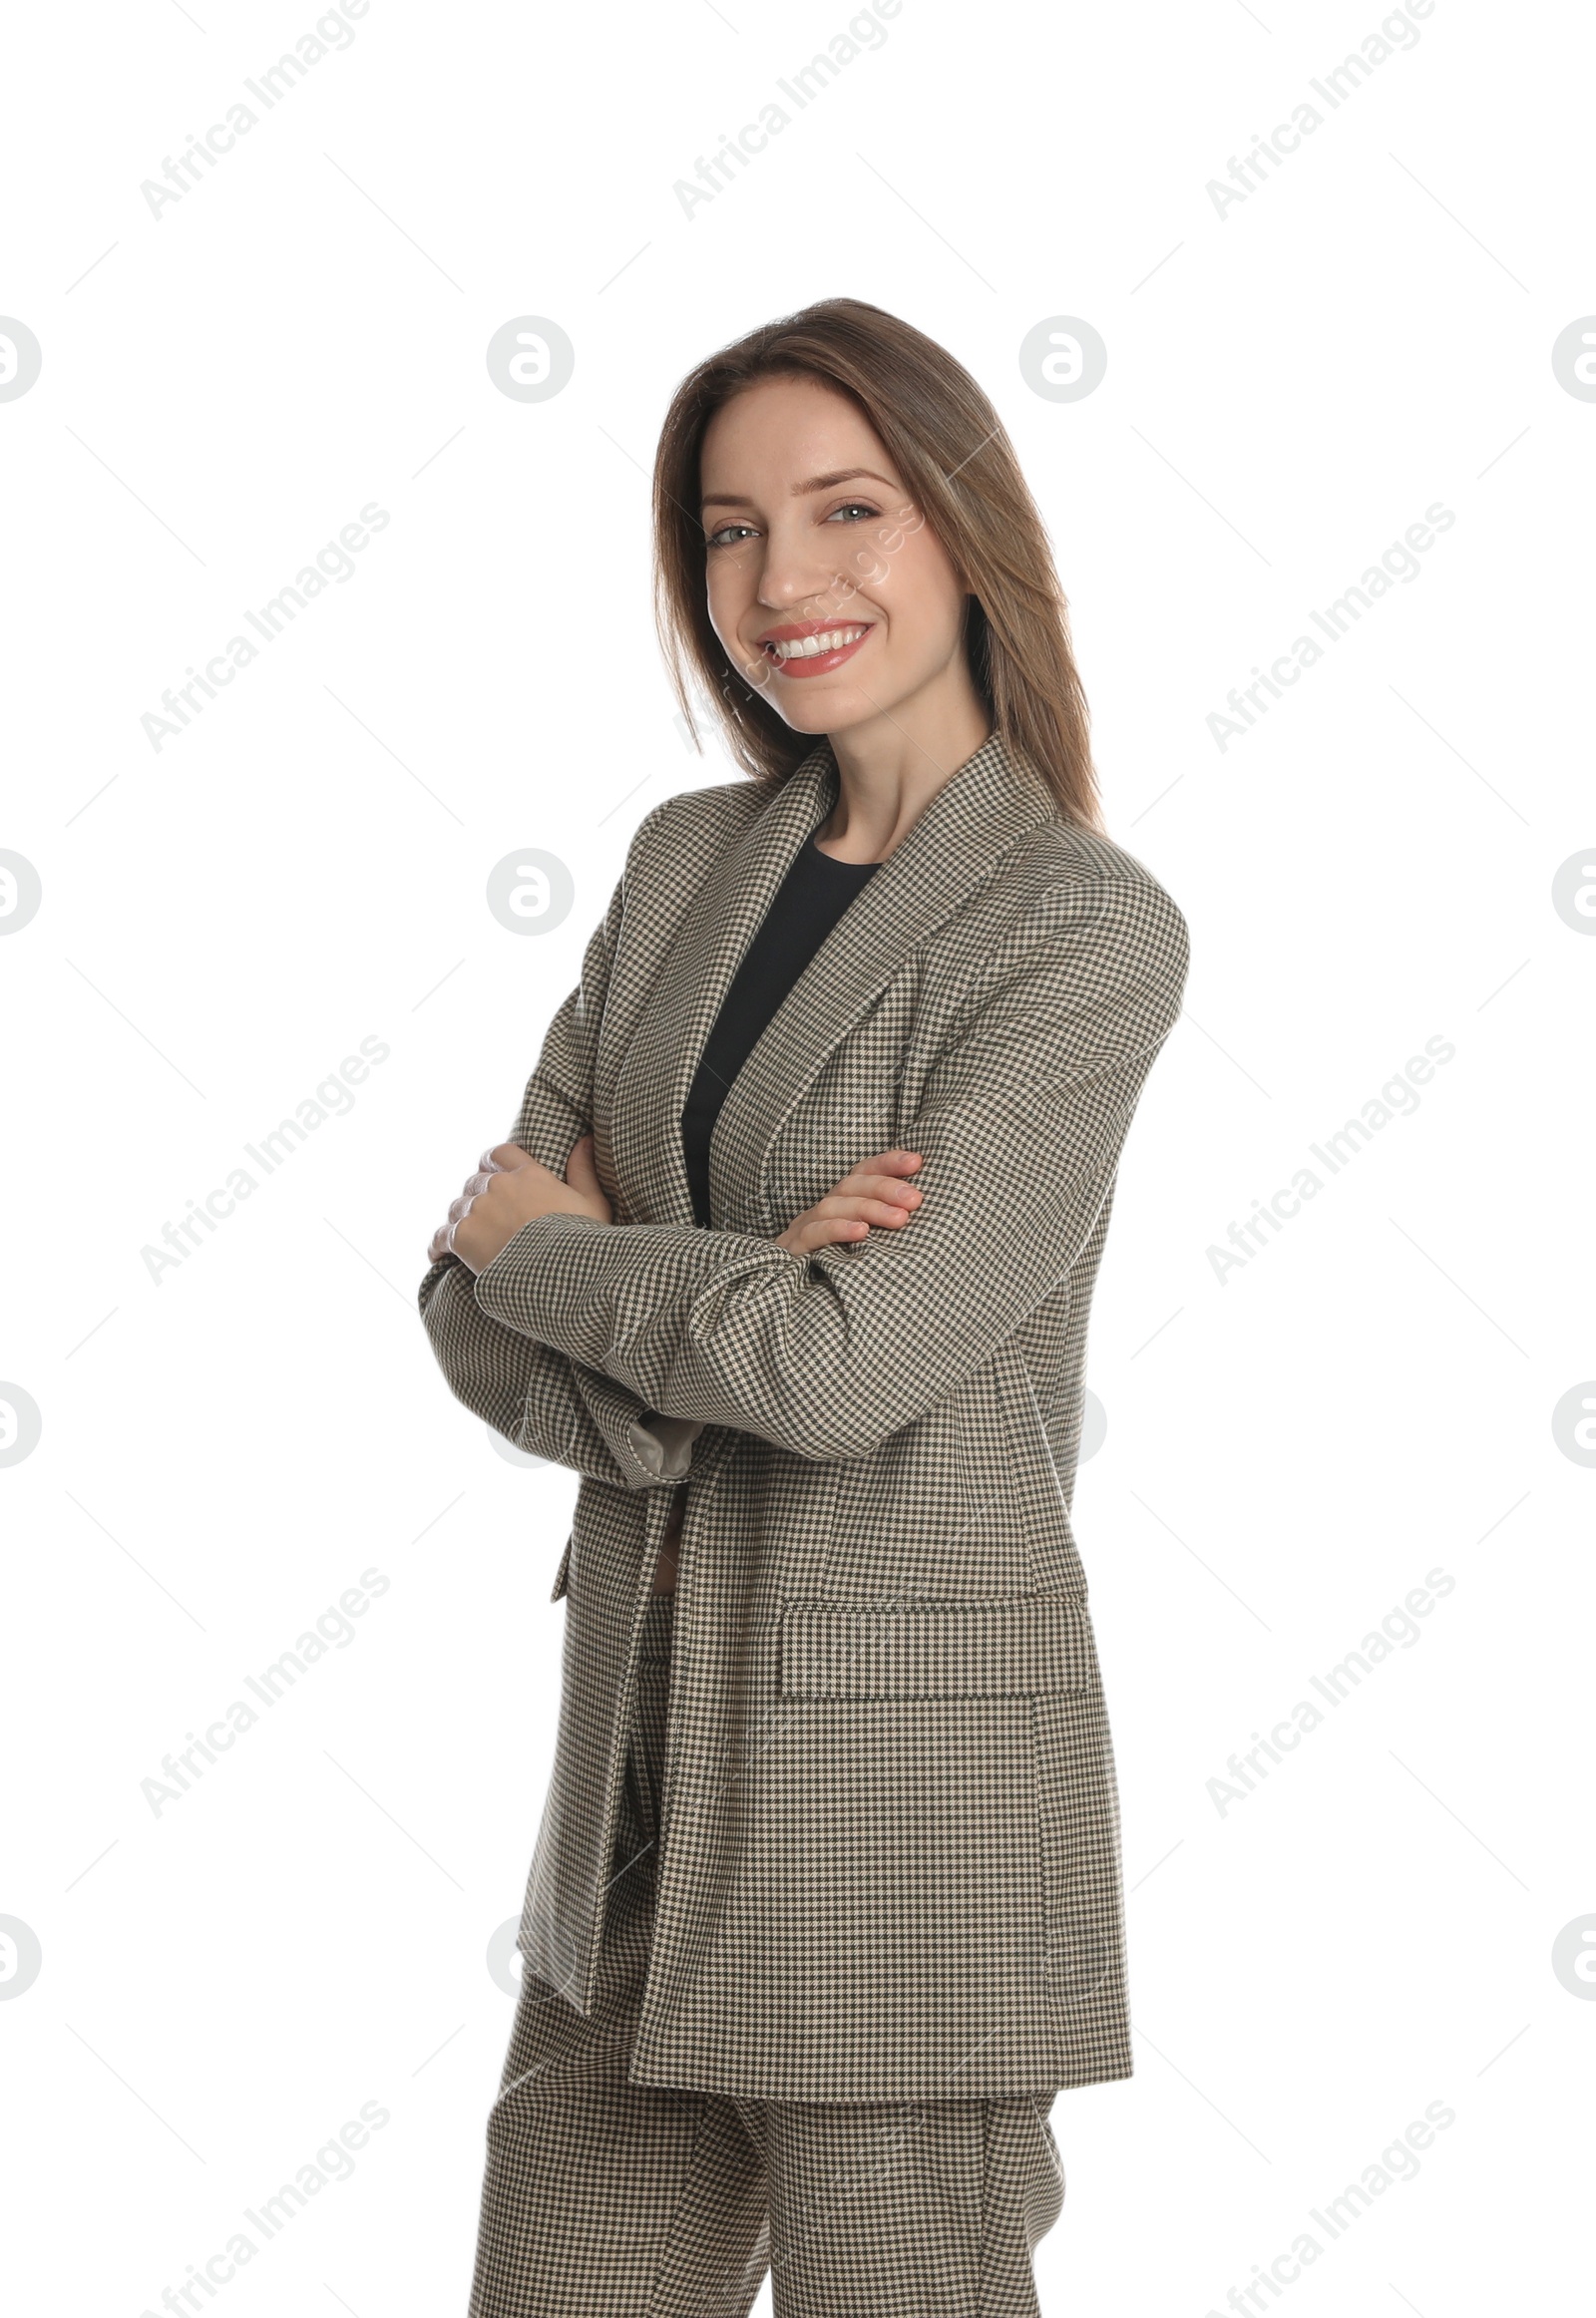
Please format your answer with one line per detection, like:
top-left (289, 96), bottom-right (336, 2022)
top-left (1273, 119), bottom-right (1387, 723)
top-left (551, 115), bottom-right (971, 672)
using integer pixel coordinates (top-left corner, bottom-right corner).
top-left (780, 1594), bottom-right (1092, 1698)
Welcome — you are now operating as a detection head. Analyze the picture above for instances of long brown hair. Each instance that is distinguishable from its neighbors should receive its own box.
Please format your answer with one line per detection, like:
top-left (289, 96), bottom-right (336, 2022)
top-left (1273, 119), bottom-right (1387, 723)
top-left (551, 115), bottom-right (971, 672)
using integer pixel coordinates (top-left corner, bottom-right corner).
top-left (652, 296), bottom-right (1103, 832)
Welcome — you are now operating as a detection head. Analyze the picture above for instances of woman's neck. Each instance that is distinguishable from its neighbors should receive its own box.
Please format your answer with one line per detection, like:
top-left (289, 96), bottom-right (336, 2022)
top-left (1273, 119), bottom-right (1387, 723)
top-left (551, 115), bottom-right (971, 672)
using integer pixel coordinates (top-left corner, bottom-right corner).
top-left (817, 675), bottom-right (992, 866)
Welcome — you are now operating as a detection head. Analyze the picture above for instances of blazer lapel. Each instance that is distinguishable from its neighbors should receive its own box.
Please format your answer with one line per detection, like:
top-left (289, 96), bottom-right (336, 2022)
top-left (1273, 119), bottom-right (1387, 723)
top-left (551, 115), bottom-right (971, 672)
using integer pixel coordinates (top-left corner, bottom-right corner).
top-left (608, 742), bottom-right (836, 1228)
top-left (709, 727), bottom-right (1057, 1233)
top-left (611, 730), bottom-right (1060, 1232)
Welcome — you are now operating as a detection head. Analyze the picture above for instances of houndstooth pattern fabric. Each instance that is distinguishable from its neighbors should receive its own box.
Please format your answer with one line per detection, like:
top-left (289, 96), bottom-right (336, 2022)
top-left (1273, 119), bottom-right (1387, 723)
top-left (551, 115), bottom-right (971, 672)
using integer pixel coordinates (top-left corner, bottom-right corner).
top-left (469, 1593), bottom-right (1067, 2318)
top-left (419, 731), bottom-right (1190, 2101)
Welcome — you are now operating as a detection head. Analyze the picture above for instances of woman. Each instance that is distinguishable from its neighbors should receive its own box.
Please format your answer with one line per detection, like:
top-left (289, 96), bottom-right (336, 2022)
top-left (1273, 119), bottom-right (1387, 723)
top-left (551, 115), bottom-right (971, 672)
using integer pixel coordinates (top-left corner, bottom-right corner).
top-left (419, 297), bottom-right (1190, 2317)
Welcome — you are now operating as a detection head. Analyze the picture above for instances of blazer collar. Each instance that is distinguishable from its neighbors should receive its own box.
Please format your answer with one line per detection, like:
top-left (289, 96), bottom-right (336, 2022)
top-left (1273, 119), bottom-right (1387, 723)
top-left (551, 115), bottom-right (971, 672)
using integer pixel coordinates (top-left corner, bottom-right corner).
top-left (616, 727), bottom-right (1061, 1232)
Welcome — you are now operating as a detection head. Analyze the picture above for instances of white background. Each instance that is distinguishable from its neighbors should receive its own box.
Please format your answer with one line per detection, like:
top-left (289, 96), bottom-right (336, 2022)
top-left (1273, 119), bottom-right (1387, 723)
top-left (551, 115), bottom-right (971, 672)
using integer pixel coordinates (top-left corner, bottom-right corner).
top-left (2, 0), bottom-right (1589, 2311)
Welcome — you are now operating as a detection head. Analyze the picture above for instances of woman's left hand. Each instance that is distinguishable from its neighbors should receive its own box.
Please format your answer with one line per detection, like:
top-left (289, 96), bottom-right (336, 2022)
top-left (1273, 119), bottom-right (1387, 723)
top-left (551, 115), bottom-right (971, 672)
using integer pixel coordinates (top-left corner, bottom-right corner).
top-left (428, 1134), bottom-right (612, 1273)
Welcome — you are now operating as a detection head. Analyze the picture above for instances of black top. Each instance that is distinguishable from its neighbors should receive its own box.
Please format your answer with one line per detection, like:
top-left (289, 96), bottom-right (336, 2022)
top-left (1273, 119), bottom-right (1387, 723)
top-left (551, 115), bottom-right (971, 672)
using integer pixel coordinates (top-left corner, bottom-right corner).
top-left (681, 833), bottom-right (881, 1228)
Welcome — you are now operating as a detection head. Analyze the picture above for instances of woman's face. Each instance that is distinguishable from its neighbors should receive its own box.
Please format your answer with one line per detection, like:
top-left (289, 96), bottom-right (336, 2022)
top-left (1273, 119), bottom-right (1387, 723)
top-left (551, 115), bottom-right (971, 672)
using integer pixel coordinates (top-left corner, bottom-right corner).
top-left (698, 374), bottom-right (971, 740)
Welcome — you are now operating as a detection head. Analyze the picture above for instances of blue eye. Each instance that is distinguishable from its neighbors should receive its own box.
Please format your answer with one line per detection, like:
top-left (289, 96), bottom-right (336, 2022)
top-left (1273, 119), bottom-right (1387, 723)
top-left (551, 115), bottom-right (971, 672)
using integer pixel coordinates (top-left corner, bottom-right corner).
top-left (828, 502), bottom-right (880, 524)
top-left (706, 524), bottom-right (758, 550)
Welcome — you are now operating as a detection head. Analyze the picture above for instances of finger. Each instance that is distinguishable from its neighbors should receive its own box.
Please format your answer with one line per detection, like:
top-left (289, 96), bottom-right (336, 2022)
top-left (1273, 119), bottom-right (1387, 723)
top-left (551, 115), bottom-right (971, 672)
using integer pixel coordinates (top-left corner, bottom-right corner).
top-left (840, 1171), bottom-right (924, 1210)
top-left (810, 1194), bottom-right (920, 1228)
top-left (484, 1142), bottom-right (535, 1172)
top-left (831, 1150), bottom-right (924, 1197)
top-left (781, 1215), bottom-right (871, 1254)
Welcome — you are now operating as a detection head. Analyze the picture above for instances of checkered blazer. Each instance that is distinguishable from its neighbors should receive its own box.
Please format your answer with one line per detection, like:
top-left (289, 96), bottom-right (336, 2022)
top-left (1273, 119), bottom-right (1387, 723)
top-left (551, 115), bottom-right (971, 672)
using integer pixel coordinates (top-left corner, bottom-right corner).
top-left (418, 731), bottom-right (1189, 2101)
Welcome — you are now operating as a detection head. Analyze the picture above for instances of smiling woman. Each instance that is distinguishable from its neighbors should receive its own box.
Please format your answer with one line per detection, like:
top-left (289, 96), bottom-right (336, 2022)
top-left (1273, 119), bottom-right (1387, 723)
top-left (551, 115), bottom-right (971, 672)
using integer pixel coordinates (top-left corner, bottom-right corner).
top-left (691, 374), bottom-right (996, 841)
top-left (653, 302), bottom-right (1099, 826)
top-left (417, 296), bottom-right (1190, 2317)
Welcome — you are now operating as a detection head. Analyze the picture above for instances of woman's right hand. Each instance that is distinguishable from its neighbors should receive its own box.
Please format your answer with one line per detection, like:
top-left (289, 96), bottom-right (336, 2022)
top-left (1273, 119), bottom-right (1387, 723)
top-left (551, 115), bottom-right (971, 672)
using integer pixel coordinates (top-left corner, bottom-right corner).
top-left (775, 1149), bottom-right (925, 1254)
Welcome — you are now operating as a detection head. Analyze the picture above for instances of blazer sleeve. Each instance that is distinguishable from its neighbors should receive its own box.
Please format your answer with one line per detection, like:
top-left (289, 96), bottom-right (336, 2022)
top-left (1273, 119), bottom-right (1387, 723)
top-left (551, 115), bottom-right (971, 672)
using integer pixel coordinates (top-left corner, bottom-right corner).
top-left (417, 800), bottom-right (704, 1489)
top-left (470, 874), bottom-right (1189, 1464)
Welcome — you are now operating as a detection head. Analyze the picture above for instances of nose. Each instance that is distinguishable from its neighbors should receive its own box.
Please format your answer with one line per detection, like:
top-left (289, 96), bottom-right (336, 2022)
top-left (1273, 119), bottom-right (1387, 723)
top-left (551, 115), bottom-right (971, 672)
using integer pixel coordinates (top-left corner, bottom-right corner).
top-left (754, 515), bottom-right (856, 619)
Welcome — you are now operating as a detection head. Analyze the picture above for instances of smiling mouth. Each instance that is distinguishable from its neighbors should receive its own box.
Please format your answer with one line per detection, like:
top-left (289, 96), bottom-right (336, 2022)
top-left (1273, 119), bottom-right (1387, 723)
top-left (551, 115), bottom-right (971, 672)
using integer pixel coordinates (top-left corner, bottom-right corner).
top-left (757, 621), bottom-right (875, 674)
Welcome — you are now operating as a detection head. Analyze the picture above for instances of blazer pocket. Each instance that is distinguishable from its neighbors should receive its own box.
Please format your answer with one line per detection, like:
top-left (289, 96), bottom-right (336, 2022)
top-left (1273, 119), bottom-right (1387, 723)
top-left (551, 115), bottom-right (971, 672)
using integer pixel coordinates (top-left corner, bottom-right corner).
top-left (780, 1593), bottom-right (1092, 1699)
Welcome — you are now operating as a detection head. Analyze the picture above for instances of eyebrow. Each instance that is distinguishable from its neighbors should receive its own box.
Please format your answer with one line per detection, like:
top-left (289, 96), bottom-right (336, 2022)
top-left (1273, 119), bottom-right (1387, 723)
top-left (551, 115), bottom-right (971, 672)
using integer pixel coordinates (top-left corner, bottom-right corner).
top-left (700, 467), bottom-right (898, 512)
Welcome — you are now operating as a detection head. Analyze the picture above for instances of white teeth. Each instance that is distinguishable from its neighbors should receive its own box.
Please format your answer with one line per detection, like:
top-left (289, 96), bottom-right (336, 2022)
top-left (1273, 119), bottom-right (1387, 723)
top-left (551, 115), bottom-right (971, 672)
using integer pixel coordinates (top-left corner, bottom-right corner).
top-left (767, 625), bottom-right (869, 660)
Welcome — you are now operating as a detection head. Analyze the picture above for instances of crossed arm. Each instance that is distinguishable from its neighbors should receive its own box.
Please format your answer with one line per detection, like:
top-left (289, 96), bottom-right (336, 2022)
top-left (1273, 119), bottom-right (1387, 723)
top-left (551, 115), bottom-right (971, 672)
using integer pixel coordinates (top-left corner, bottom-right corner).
top-left (416, 805), bottom-right (933, 1484)
top-left (455, 875), bottom-right (1189, 1467)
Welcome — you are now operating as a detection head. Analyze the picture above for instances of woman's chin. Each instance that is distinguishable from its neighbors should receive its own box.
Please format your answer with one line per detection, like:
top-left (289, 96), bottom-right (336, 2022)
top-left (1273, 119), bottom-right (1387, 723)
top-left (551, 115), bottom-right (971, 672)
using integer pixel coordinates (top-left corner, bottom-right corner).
top-left (770, 681), bottom-right (885, 738)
